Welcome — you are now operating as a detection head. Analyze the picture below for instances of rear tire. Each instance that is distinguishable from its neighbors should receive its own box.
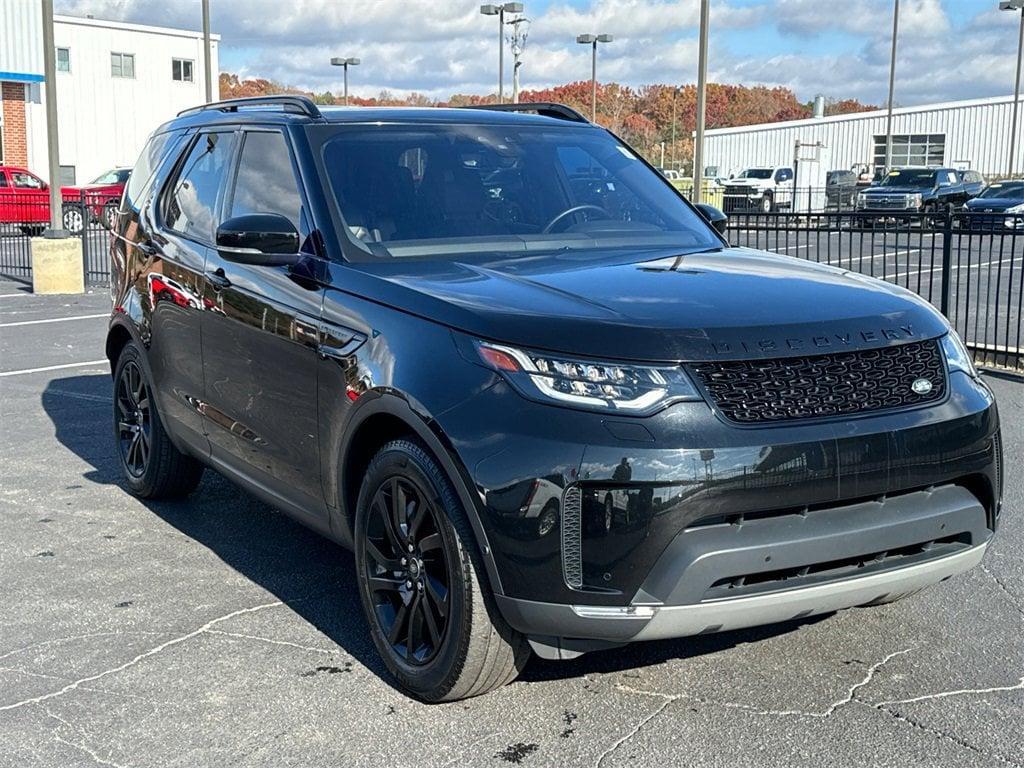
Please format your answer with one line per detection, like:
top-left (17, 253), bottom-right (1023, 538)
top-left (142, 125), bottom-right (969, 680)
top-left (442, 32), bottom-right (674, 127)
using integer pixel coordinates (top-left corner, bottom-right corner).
top-left (113, 342), bottom-right (203, 499)
top-left (61, 203), bottom-right (85, 234)
top-left (354, 439), bottom-right (528, 702)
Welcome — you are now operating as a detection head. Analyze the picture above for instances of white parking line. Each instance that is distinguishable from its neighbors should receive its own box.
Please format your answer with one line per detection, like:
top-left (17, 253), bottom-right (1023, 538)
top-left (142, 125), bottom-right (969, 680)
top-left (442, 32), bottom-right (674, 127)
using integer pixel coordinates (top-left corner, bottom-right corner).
top-left (0, 359), bottom-right (108, 378)
top-left (0, 313), bottom-right (108, 328)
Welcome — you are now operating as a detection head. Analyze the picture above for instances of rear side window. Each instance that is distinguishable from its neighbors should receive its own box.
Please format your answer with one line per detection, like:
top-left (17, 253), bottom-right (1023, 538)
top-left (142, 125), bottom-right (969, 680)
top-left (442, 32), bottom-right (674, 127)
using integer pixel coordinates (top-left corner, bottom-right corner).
top-left (122, 130), bottom-right (183, 213)
top-left (164, 131), bottom-right (236, 244)
top-left (225, 130), bottom-right (304, 232)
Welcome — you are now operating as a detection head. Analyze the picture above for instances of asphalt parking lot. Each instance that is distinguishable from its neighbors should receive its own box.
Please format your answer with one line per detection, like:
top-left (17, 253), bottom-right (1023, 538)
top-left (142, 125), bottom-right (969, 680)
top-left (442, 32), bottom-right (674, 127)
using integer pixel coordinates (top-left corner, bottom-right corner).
top-left (1, 279), bottom-right (1022, 768)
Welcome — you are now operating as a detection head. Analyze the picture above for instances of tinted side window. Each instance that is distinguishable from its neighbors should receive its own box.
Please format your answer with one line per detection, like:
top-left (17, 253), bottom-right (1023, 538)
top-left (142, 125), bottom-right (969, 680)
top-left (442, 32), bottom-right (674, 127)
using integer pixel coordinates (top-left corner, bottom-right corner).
top-left (226, 130), bottom-right (303, 231)
top-left (164, 131), bottom-right (236, 243)
top-left (123, 130), bottom-right (183, 213)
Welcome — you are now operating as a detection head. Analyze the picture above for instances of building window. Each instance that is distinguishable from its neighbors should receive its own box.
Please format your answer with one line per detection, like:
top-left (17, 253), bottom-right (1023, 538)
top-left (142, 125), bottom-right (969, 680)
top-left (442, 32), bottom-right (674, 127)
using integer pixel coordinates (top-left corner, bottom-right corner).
top-left (59, 165), bottom-right (76, 186)
top-left (873, 134), bottom-right (945, 169)
top-left (111, 52), bottom-right (136, 78)
top-left (56, 48), bottom-right (71, 72)
top-left (172, 58), bottom-right (194, 83)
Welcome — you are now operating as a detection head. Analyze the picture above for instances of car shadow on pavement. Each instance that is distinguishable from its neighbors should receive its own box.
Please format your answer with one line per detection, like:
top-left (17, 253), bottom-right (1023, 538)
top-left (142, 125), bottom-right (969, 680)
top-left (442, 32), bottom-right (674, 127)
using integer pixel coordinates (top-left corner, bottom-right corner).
top-left (43, 374), bottom-right (827, 694)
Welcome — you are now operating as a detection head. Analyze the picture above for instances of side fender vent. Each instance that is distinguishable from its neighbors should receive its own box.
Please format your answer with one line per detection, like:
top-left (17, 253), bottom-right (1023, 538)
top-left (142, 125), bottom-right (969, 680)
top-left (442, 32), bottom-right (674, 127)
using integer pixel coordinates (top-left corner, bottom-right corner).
top-left (561, 485), bottom-right (583, 589)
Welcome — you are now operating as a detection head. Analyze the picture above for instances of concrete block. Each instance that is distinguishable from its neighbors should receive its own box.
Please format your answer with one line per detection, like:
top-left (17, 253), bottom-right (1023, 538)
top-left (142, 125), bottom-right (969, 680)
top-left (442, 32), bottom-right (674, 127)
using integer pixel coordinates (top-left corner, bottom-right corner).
top-left (30, 235), bottom-right (84, 295)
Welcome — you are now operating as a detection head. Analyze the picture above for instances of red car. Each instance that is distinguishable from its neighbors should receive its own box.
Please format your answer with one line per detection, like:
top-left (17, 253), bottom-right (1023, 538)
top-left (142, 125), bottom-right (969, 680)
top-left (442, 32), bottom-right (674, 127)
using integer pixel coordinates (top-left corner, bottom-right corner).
top-left (0, 165), bottom-right (129, 235)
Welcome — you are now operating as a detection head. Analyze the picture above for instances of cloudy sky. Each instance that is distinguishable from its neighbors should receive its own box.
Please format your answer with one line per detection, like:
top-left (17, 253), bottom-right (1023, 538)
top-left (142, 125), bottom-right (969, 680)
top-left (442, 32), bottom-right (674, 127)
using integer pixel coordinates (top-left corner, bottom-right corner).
top-left (54, 0), bottom-right (1020, 107)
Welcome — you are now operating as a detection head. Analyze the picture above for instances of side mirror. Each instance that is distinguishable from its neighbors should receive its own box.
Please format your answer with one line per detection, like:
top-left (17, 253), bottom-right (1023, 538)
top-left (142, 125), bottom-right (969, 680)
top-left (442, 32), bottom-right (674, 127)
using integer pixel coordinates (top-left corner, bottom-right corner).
top-left (695, 203), bottom-right (728, 236)
top-left (215, 213), bottom-right (300, 266)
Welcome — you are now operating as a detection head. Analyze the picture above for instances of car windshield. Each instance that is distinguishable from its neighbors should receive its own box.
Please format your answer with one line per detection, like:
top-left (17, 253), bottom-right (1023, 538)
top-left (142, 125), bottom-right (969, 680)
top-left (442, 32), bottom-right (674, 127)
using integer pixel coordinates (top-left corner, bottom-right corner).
top-left (315, 123), bottom-right (719, 259)
top-left (879, 169), bottom-right (936, 187)
top-left (735, 169), bottom-right (772, 179)
top-left (90, 169), bottom-right (129, 184)
top-left (978, 182), bottom-right (1024, 199)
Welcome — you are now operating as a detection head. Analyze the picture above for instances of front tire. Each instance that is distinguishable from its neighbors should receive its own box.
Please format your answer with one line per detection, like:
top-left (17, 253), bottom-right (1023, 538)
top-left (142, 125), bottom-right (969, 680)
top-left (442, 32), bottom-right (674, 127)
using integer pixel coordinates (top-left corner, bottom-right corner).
top-left (354, 439), bottom-right (528, 702)
top-left (113, 342), bottom-right (203, 498)
top-left (759, 194), bottom-right (773, 214)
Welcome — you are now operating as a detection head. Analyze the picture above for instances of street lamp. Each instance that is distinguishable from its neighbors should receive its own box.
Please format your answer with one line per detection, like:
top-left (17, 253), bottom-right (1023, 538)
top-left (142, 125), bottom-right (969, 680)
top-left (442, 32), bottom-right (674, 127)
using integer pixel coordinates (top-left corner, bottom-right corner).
top-left (576, 33), bottom-right (613, 121)
top-left (481, 3), bottom-right (523, 103)
top-left (692, 0), bottom-right (709, 202)
top-left (883, 0), bottom-right (900, 173)
top-left (1001, 0), bottom-right (1024, 176)
top-left (330, 57), bottom-right (360, 106)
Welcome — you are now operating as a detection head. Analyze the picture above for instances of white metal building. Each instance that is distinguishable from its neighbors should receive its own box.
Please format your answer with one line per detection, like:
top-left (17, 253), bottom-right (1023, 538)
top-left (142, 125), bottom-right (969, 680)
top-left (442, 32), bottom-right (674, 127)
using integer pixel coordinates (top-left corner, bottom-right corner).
top-left (1, 2), bottom-right (218, 184)
top-left (703, 94), bottom-right (1024, 188)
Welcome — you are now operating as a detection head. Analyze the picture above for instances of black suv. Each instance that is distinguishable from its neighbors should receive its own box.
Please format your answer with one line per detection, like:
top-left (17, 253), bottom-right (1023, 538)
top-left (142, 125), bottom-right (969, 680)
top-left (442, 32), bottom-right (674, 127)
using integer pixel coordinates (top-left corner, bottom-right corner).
top-left (857, 166), bottom-right (983, 214)
top-left (107, 97), bottom-right (1002, 702)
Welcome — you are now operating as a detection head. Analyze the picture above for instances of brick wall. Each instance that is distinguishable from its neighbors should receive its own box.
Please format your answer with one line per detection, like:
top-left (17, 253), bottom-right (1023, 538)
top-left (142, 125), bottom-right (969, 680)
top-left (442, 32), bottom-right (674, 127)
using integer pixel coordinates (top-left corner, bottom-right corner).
top-left (1, 82), bottom-right (28, 167)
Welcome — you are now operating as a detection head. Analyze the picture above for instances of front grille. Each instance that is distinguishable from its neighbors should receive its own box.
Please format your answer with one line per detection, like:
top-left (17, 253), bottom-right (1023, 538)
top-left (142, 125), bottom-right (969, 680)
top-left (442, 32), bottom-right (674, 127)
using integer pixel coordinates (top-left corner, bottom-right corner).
top-left (862, 195), bottom-right (911, 210)
top-left (690, 340), bottom-right (946, 424)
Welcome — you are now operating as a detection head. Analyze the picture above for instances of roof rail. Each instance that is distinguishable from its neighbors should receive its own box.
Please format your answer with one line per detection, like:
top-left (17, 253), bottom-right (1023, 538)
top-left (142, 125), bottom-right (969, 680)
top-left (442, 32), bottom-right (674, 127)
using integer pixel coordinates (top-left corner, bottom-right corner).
top-left (177, 95), bottom-right (323, 119)
top-left (460, 102), bottom-right (589, 123)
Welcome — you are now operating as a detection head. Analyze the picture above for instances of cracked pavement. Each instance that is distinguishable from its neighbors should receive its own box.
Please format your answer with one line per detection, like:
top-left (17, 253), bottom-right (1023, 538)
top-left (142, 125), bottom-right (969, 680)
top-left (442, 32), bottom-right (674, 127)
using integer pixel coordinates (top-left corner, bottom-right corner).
top-left (1, 283), bottom-right (1022, 767)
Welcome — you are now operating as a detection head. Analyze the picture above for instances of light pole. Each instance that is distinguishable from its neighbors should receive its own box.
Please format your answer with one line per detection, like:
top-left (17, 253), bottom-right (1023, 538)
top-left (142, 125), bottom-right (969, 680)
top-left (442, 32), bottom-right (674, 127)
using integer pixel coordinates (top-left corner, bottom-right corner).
top-left (41, 0), bottom-right (63, 234)
top-left (481, 3), bottom-right (523, 103)
top-left (576, 33), bottom-right (613, 121)
top-left (1001, 1), bottom-right (1024, 176)
top-left (692, 0), bottom-right (709, 203)
top-left (883, 0), bottom-right (900, 172)
top-left (202, 0), bottom-right (213, 102)
top-left (330, 57), bottom-right (360, 105)
top-left (508, 15), bottom-right (530, 104)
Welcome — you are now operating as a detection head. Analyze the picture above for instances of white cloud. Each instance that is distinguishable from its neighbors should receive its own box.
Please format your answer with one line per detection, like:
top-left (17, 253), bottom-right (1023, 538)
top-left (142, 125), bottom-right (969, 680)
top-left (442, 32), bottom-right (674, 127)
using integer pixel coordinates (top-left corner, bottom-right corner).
top-left (52, 0), bottom-right (1022, 106)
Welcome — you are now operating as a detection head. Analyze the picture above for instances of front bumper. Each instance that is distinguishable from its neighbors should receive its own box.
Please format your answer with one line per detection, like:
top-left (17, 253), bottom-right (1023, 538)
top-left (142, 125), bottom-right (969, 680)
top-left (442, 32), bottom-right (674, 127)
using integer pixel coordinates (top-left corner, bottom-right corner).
top-left (438, 368), bottom-right (1001, 648)
top-left (496, 484), bottom-right (990, 646)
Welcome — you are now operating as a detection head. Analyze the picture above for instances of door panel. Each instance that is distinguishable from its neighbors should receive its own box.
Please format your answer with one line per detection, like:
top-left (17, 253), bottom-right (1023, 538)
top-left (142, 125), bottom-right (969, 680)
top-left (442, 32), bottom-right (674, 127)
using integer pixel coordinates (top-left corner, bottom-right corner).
top-left (200, 256), bottom-right (324, 507)
top-left (198, 127), bottom-right (326, 516)
top-left (149, 129), bottom-right (237, 453)
top-left (144, 231), bottom-right (210, 451)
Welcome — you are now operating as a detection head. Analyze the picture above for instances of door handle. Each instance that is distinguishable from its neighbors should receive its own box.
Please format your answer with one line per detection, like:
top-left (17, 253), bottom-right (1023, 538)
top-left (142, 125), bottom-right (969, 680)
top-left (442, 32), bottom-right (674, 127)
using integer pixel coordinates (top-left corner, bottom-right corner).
top-left (206, 268), bottom-right (231, 290)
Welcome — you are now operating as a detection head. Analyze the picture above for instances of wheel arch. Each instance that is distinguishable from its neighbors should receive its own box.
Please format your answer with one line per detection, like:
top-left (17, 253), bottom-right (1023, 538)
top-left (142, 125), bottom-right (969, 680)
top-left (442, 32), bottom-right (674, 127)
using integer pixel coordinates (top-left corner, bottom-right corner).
top-left (105, 320), bottom-right (135, 373)
top-left (337, 392), bottom-right (506, 597)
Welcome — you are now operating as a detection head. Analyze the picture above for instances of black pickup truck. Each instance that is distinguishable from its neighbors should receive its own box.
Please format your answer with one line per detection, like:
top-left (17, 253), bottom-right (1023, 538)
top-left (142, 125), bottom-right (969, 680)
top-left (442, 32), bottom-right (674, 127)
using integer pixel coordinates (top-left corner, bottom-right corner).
top-left (856, 167), bottom-right (984, 215)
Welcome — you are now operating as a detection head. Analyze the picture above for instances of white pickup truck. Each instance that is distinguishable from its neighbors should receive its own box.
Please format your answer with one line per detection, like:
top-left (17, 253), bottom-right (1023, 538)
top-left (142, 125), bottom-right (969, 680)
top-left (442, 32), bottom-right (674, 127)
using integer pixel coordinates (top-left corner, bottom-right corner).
top-left (723, 166), bottom-right (794, 213)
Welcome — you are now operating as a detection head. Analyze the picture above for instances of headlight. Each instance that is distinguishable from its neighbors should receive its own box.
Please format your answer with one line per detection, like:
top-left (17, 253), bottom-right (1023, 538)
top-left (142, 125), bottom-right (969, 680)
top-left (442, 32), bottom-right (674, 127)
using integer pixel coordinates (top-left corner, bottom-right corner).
top-left (476, 341), bottom-right (702, 414)
top-left (1006, 203), bottom-right (1024, 214)
top-left (857, 193), bottom-right (868, 208)
top-left (941, 330), bottom-right (978, 378)
top-left (907, 193), bottom-right (922, 208)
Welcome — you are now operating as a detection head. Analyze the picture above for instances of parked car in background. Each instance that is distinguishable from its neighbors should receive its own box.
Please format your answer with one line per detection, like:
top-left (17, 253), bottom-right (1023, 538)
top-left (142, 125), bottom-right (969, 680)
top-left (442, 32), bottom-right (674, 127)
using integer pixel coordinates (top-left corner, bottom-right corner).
top-left (825, 169), bottom-right (859, 209)
top-left (83, 167), bottom-right (132, 228)
top-left (963, 179), bottom-right (1024, 230)
top-left (856, 167), bottom-right (979, 217)
top-left (0, 164), bottom-right (128, 234)
top-left (958, 169), bottom-right (986, 199)
top-left (723, 166), bottom-right (794, 213)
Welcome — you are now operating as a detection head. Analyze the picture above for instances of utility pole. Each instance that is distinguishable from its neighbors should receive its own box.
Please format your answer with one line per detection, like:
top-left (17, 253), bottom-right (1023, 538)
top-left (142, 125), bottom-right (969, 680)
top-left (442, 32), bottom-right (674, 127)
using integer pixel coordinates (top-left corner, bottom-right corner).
top-left (508, 16), bottom-right (530, 103)
top-left (1001, 1), bottom-right (1024, 176)
top-left (202, 0), bottom-right (213, 101)
top-left (692, 0), bottom-right (709, 203)
top-left (41, 0), bottom-right (63, 234)
top-left (884, 0), bottom-right (900, 172)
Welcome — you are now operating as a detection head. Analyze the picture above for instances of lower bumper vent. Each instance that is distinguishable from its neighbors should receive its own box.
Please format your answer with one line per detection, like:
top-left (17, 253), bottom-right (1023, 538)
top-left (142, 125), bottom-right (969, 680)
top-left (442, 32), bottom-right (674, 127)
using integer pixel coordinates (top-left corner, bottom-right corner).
top-left (561, 485), bottom-right (583, 589)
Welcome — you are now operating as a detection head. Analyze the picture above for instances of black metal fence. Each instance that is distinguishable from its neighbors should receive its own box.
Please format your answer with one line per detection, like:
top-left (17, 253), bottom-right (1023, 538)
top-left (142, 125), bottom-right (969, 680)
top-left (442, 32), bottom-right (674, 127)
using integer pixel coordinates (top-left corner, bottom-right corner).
top-left (726, 208), bottom-right (1024, 374)
top-left (0, 190), bottom-right (116, 286)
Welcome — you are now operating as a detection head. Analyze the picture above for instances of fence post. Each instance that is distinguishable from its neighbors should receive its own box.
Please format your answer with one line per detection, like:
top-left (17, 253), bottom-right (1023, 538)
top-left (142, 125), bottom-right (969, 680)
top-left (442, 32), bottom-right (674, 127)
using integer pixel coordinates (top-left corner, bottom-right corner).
top-left (79, 189), bottom-right (89, 281)
top-left (939, 203), bottom-right (953, 316)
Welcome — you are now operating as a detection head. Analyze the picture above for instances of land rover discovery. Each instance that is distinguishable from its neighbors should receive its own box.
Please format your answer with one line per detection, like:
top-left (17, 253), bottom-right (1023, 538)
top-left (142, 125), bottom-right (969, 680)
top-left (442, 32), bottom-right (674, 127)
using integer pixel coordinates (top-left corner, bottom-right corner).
top-left (107, 97), bottom-right (1002, 702)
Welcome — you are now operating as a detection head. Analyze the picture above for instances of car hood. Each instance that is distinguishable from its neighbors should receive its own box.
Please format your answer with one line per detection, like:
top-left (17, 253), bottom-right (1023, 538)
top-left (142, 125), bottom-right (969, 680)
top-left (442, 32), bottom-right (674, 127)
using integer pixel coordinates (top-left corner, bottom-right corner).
top-left (340, 247), bottom-right (948, 362)
top-left (965, 197), bottom-right (1021, 211)
top-left (726, 178), bottom-right (770, 186)
top-left (862, 186), bottom-right (930, 195)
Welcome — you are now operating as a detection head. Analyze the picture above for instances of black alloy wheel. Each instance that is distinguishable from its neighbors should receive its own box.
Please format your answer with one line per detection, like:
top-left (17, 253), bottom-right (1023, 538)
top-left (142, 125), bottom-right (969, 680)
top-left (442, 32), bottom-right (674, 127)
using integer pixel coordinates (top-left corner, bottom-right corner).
top-left (116, 360), bottom-right (151, 477)
top-left (363, 475), bottom-right (451, 666)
